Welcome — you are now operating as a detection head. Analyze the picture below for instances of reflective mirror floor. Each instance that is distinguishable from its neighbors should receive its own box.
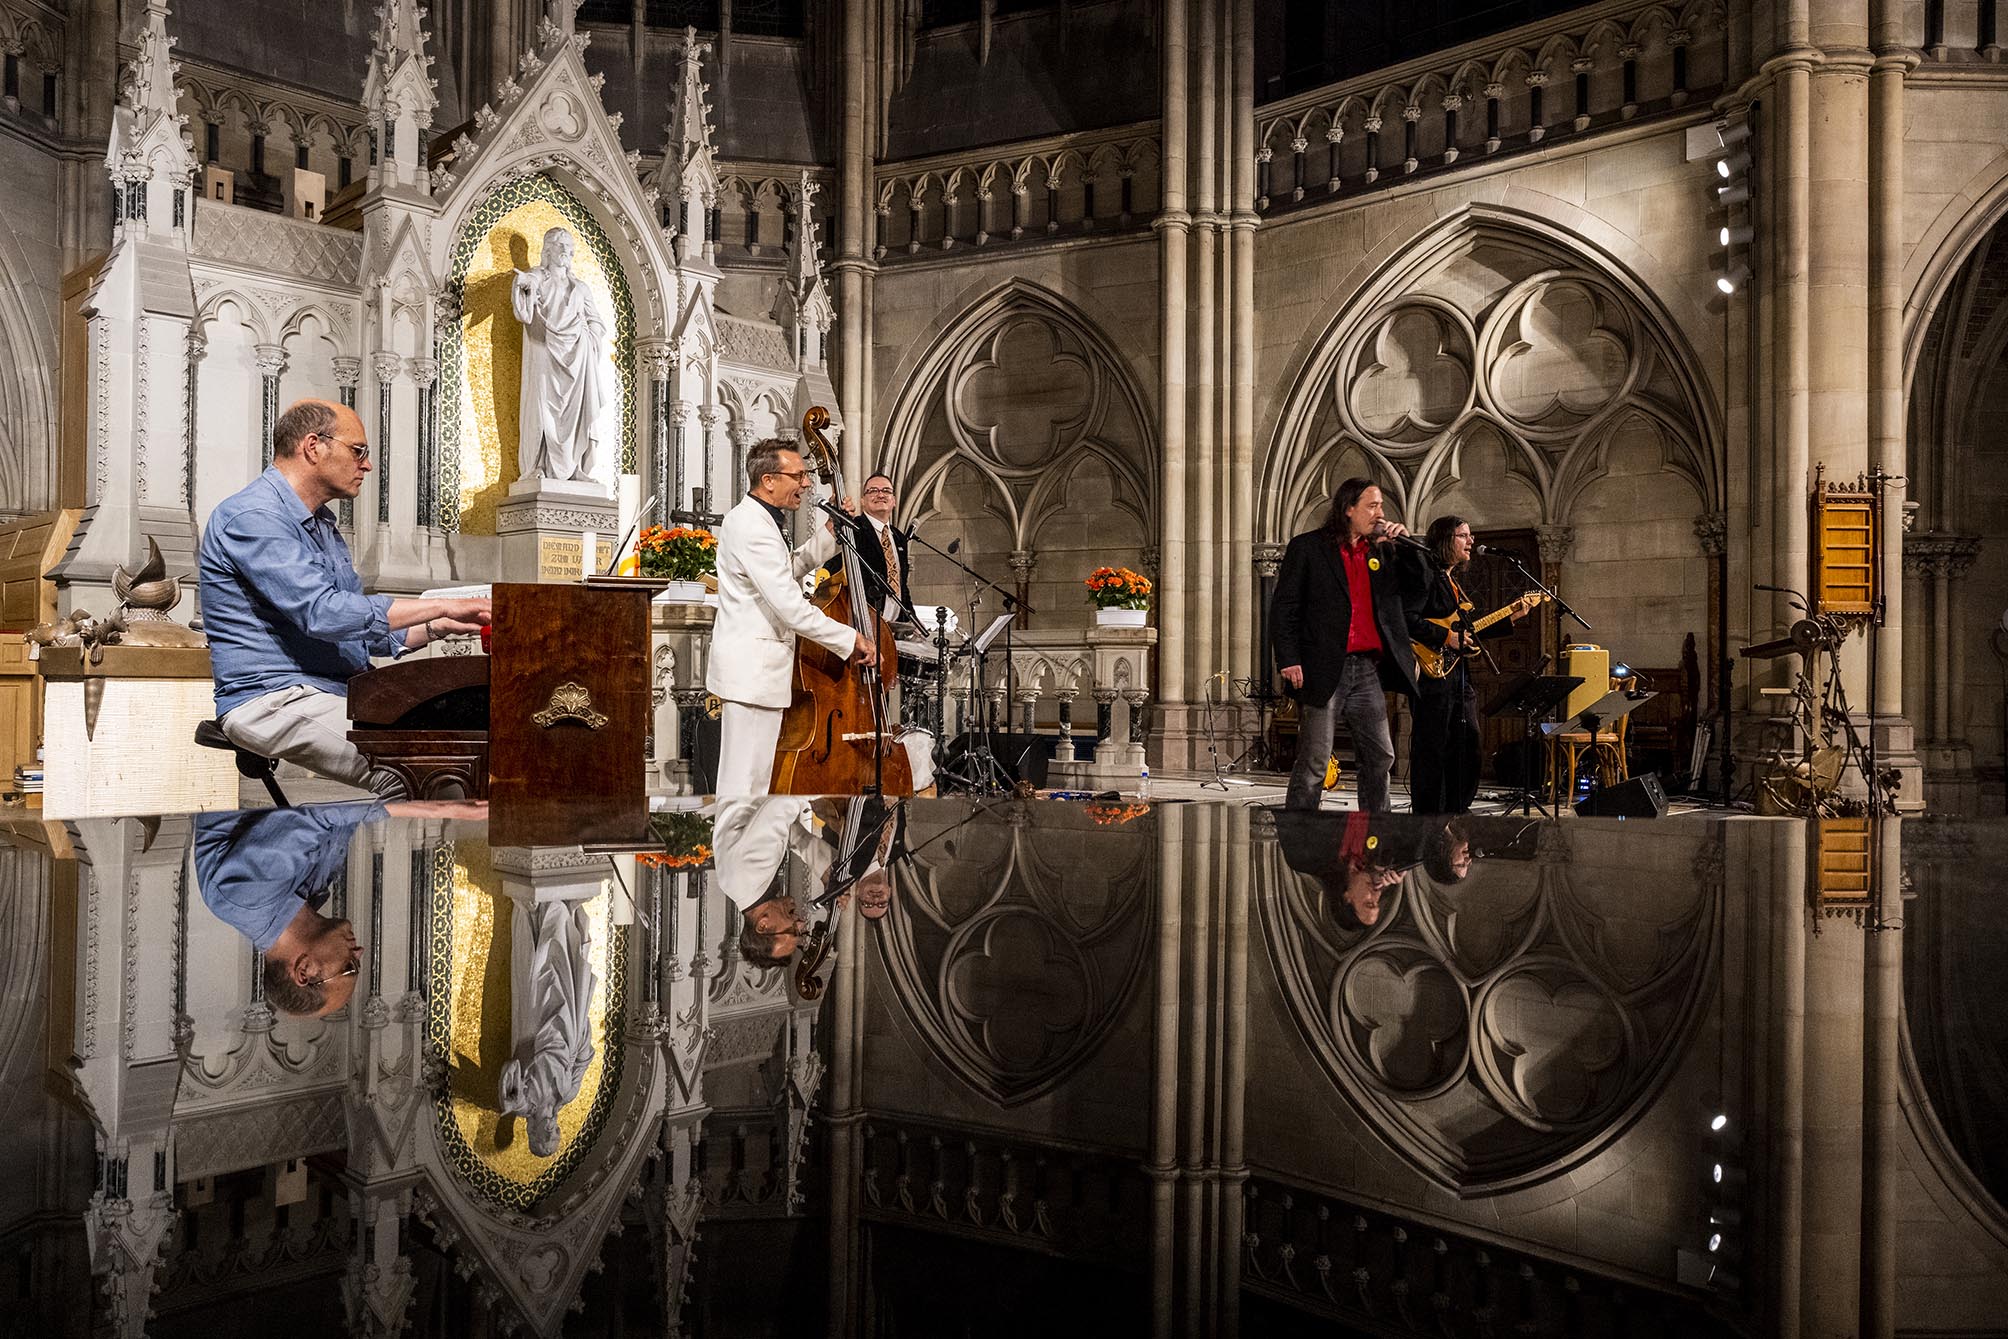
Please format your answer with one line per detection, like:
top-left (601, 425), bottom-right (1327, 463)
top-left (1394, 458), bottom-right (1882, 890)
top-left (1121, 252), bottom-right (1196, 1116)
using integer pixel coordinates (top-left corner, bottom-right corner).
top-left (2, 799), bottom-right (2003, 1338)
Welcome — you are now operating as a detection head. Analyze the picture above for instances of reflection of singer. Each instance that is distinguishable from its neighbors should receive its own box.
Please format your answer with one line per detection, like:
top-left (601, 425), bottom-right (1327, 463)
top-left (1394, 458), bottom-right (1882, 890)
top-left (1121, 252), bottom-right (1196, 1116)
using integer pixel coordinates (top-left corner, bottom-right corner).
top-left (1404, 517), bottom-right (1534, 815)
top-left (824, 472), bottom-right (921, 625)
top-left (1270, 477), bottom-right (1423, 813)
top-left (707, 439), bottom-right (876, 797)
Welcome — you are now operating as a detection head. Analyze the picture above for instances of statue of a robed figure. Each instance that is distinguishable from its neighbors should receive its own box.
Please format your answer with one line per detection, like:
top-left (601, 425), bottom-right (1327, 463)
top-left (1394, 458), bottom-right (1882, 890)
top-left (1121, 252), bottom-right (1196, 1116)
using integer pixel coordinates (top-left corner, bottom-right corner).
top-left (512, 226), bottom-right (611, 487)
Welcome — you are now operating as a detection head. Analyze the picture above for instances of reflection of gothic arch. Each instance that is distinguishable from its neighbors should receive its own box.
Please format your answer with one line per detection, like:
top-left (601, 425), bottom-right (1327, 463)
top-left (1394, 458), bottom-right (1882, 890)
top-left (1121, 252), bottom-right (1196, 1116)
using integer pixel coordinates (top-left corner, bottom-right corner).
top-left (879, 279), bottom-right (1158, 552)
top-left (877, 804), bottom-right (1154, 1107)
top-left (1260, 206), bottom-right (1722, 544)
top-left (1257, 817), bottom-right (1720, 1195)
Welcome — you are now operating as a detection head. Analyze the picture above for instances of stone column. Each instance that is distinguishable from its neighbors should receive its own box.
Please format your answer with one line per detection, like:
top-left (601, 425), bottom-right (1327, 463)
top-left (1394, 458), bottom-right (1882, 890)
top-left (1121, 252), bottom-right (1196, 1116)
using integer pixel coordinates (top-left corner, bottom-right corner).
top-left (640, 344), bottom-right (672, 525)
top-left (669, 398), bottom-right (694, 514)
top-left (1536, 524), bottom-right (1574, 662)
top-left (406, 356), bottom-right (439, 529)
top-left (184, 330), bottom-right (207, 513)
top-left (1695, 509), bottom-right (1728, 714)
top-left (332, 357), bottom-right (362, 528)
top-left (369, 352), bottom-right (400, 527)
top-left (1054, 690), bottom-right (1078, 763)
top-left (834, 0), bottom-right (875, 490)
top-left (1006, 549), bottom-right (1035, 630)
top-left (254, 343), bottom-right (286, 469)
top-left (1188, 0), bottom-right (1220, 704)
top-left (1016, 688), bottom-right (1038, 737)
top-left (1157, 0), bottom-right (1191, 714)
top-left (728, 421), bottom-right (755, 507)
top-left (1228, 0), bottom-right (1257, 691)
top-left (696, 405), bottom-right (723, 516)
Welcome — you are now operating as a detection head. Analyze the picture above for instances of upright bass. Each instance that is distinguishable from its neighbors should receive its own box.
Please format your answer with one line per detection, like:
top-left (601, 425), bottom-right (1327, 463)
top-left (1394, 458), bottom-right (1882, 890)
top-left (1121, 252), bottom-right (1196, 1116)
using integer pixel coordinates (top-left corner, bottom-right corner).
top-left (770, 406), bottom-right (915, 796)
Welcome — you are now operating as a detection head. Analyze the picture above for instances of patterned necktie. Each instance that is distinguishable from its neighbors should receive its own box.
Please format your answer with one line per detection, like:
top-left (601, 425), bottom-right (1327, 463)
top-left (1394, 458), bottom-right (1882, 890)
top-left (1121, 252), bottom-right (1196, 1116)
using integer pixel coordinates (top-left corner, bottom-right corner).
top-left (878, 523), bottom-right (902, 601)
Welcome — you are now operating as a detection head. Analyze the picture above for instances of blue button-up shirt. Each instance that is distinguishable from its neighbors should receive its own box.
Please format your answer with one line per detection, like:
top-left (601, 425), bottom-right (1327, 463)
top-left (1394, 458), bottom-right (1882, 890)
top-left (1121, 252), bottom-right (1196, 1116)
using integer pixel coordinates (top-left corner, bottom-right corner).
top-left (193, 802), bottom-right (383, 952)
top-left (199, 468), bottom-right (406, 717)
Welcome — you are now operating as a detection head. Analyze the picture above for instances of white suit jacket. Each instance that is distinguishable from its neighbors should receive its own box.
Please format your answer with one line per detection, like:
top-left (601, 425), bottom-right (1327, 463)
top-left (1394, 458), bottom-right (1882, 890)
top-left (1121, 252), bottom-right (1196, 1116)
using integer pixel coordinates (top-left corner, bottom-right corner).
top-left (706, 495), bottom-right (853, 709)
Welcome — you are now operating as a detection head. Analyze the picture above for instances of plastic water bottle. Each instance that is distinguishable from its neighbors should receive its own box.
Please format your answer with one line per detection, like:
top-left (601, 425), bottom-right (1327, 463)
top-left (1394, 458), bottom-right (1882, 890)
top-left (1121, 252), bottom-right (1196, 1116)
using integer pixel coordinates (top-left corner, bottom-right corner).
top-left (1139, 762), bottom-right (1151, 800)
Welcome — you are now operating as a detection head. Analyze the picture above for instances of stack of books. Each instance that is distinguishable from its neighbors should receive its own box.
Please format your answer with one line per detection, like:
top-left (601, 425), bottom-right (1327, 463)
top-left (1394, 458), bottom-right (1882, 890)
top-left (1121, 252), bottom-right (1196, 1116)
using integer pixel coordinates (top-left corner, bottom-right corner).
top-left (12, 765), bottom-right (44, 796)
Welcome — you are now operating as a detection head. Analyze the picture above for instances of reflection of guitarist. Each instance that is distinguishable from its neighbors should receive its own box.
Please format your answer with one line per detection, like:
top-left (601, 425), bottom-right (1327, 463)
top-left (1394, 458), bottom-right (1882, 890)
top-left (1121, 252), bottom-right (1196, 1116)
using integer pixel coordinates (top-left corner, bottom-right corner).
top-left (1404, 517), bottom-right (1536, 814)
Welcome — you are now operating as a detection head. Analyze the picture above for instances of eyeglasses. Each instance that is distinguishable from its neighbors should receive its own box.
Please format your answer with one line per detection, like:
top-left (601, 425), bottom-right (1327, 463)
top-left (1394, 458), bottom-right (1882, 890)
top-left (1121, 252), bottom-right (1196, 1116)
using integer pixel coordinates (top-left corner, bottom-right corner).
top-left (768, 469), bottom-right (811, 482)
top-left (863, 487), bottom-right (895, 497)
top-left (315, 434), bottom-right (371, 463)
top-left (303, 957), bottom-right (360, 988)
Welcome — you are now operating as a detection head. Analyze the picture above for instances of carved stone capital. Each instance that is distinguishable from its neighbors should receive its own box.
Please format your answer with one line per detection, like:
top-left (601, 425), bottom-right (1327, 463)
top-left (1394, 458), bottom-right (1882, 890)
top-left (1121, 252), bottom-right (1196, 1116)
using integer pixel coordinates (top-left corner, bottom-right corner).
top-left (404, 356), bottom-right (439, 390)
top-left (1254, 541), bottom-right (1285, 579)
top-left (252, 342), bottom-right (287, 378)
top-left (369, 351), bottom-right (402, 383)
top-left (1904, 531), bottom-right (1981, 580)
top-left (1693, 511), bottom-right (1728, 557)
top-left (332, 355), bottom-right (364, 389)
top-left (1536, 524), bottom-right (1575, 564)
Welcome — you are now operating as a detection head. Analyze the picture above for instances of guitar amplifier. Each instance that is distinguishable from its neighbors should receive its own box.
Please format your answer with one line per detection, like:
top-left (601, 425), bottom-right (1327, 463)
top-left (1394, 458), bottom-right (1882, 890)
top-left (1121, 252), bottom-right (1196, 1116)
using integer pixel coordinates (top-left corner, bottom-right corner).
top-left (1562, 645), bottom-right (1610, 720)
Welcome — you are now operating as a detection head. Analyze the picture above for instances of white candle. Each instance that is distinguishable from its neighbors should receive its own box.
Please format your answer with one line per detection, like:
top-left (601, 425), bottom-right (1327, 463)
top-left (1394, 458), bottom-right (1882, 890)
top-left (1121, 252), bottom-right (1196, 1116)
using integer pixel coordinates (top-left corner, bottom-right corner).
top-left (582, 530), bottom-right (596, 578)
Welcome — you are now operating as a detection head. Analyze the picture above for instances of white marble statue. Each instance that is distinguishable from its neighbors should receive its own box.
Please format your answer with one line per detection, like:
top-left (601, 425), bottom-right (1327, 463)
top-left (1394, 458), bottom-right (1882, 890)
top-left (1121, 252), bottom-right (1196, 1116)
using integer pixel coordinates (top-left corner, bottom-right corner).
top-left (498, 896), bottom-right (599, 1159)
top-left (512, 226), bottom-right (611, 487)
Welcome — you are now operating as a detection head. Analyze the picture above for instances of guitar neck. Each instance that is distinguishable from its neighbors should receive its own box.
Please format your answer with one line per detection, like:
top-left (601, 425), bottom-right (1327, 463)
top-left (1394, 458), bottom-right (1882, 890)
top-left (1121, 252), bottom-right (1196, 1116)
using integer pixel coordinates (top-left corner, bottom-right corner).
top-left (1467, 605), bottom-right (1516, 635)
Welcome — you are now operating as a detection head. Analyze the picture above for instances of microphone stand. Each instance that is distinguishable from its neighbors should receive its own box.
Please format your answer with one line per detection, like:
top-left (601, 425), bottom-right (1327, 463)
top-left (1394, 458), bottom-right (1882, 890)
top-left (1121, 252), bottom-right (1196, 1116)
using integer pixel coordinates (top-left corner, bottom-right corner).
top-left (1495, 548), bottom-right (1590, 806)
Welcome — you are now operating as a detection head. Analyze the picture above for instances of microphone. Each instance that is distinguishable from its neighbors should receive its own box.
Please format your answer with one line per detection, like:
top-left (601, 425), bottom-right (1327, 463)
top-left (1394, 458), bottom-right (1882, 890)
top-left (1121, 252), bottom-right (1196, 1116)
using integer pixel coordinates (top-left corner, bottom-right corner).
top-left (1472, 542), bottom-right (1495, 557)
top-left (1370, 521), bottom-right (1432, 553)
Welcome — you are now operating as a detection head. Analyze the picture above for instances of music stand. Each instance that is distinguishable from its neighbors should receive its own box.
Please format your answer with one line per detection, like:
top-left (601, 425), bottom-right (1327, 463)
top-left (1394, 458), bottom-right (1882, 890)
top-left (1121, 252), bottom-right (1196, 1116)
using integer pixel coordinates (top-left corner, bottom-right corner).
top-left (1542, 689), bottom-right (1656, 807)
top-left (940, 612), bottom-right (1019, 796)
top-left (1484, 671), bottom-right (1583, 817)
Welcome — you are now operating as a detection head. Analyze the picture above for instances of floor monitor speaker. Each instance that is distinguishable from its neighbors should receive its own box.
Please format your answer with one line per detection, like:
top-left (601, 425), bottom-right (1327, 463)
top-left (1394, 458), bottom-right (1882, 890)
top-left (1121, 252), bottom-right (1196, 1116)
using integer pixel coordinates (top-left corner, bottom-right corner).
top-left (1574, 772), bottom-right (1669, 819)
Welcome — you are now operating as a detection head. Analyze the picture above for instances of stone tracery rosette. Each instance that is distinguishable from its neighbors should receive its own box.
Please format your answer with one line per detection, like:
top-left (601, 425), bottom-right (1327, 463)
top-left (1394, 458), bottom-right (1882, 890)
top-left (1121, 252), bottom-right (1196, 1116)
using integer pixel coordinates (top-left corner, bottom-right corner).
top-left (1258, 824), bottom-right (1720, 1194)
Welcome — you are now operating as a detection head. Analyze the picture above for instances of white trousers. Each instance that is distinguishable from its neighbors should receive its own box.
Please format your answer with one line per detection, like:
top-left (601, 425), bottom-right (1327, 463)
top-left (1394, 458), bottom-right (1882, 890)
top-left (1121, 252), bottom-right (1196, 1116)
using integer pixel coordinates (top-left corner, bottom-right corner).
top-left (715, 700), bottom-right (783, 797)
top-left (220, 684), bottom-right (372, 787)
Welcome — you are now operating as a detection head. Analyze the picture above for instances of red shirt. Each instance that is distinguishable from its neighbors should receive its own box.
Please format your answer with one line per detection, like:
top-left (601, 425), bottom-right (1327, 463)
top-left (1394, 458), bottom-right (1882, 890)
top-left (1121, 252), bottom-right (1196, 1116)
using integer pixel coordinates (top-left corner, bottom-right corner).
top-left (1338, 537), bottom-right (1383, 655)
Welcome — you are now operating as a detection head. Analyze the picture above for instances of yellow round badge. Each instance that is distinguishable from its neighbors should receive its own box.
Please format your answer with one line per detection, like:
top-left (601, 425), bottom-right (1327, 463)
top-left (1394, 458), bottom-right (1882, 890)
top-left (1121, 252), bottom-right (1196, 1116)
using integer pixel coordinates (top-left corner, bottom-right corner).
top-left (1367, 557), bottom-right (1381, 571)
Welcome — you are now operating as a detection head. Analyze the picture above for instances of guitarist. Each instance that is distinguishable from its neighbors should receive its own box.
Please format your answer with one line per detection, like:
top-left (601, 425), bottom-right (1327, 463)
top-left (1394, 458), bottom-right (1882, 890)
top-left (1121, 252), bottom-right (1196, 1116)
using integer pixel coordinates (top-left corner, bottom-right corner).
top-left (1405, 517), bottom-right (1535, 814)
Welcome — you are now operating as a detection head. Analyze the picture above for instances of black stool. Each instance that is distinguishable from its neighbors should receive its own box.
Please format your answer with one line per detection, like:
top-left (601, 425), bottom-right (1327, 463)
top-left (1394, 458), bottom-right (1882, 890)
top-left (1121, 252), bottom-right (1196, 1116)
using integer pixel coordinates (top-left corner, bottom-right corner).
top-left (194, 720), bottom-right (291, 807)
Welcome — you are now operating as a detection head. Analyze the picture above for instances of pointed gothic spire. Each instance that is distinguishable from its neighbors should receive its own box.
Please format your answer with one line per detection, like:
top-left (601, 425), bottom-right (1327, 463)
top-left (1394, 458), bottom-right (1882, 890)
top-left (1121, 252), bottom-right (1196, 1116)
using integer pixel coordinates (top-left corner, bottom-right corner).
top-left (106, 0), bottom-right (196, 243)
top-left (661, 26), bottom-right (718, 265)
top-left (362, 0), bottom-right (438, 194)
top-left (774, 171), bottom-right (835, 369)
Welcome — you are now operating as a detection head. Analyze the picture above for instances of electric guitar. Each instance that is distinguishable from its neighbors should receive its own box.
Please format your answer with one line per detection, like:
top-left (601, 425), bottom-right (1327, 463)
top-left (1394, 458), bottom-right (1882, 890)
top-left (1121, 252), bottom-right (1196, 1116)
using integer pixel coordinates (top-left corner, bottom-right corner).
top-left (1412, 592), bottom-right (1545, 679)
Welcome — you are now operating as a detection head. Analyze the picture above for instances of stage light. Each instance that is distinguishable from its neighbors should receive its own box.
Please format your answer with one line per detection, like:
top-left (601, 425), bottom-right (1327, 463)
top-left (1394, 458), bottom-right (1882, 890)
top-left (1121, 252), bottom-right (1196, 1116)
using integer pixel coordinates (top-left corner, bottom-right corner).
top-left (1710, 1113), bottom-right (1729, 1132)
top-left (1718, 119), bottom-right (1753, 148)
top-left (1719, 225), bottom-right (1753, 247)
top-left (1717, 180), bottom-right (1750, 205)
top-left (1708, 1232), bottom-right (1723, 1252)
top-left (1716, 262), bottom-right (1751, 295)
top-left (1716, 150), bottom-right (1751, 178)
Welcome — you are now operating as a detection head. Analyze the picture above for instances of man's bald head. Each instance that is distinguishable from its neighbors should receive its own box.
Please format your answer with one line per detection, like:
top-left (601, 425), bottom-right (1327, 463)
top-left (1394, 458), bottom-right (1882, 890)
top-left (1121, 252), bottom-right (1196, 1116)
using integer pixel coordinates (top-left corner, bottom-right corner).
top-left (273, 398), bottom-right (346, 460)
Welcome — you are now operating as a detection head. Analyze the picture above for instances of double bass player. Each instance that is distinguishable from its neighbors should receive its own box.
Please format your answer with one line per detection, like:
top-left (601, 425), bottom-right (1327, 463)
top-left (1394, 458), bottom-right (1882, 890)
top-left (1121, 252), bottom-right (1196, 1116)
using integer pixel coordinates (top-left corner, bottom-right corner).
top-left (708, 438), bottom-right (876, 797)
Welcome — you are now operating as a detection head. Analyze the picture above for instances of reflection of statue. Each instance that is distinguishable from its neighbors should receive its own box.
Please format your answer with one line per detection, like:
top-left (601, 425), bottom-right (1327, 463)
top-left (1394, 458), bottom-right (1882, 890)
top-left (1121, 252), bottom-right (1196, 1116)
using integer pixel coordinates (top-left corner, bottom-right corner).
top-left (499, 897), bottom-right (598, 1158)
top-left (511, 226), bottom-right (610, 486)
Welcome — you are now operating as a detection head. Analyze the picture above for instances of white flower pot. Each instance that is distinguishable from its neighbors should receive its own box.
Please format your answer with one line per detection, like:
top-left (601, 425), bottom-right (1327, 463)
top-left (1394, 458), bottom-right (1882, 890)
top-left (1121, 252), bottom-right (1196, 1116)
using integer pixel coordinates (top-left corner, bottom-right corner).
top-left (1096, 607), bottom-right (1148, 628)
top-left (661, 580), bottom-right (709, 603)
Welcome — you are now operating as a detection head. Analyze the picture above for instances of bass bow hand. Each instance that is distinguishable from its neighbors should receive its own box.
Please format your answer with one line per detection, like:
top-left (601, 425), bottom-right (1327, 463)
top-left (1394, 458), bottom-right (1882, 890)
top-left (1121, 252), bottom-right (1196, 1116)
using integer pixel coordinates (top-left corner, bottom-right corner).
top-left (851, 632), bottom-right (879, 669)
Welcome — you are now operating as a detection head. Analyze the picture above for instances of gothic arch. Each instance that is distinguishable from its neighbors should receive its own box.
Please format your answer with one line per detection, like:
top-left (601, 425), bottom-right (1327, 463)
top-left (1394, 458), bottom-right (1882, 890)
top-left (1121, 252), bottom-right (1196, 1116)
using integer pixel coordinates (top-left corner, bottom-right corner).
top-left (878, 278), bottom-right (1158, 554)
top-left (1260, 207), bottom-right (1723, 545)
top-left (0, 227), bottom-right (57, 515)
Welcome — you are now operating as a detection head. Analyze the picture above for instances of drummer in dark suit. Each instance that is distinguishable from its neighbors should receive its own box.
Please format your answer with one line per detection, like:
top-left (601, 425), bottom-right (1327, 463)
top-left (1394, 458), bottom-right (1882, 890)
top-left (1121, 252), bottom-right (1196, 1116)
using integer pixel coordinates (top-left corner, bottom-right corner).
top-left (826, 472), bottom-right (920, 626)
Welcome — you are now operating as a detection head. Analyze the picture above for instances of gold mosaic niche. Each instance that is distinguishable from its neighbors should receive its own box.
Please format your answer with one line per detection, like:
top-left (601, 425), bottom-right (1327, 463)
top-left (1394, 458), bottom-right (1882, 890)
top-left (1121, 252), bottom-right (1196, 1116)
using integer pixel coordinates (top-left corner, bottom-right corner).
top-left (445, 841), bottom-right (615, 1189)
top-left (455, 198), bottom-right (626, 535)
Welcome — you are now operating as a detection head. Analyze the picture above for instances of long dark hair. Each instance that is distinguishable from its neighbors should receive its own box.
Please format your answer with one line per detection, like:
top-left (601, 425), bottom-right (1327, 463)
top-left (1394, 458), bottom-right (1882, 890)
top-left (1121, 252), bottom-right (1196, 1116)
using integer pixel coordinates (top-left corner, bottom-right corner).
top-left (1426, 514), bottom-right (1468, 571)
top-left (1321, 476), bottom-right (1378, 541)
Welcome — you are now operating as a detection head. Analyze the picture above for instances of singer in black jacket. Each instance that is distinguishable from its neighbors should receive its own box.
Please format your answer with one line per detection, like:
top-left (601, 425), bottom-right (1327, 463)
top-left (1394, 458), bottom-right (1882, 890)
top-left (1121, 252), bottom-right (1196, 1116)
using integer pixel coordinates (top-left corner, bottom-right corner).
top-left (1269, 477), bottom-right (1425, 812)
top-left (1403, 517), bottom-right (1534, 814)
top-left (826, 472), bottom-right (921, 624)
